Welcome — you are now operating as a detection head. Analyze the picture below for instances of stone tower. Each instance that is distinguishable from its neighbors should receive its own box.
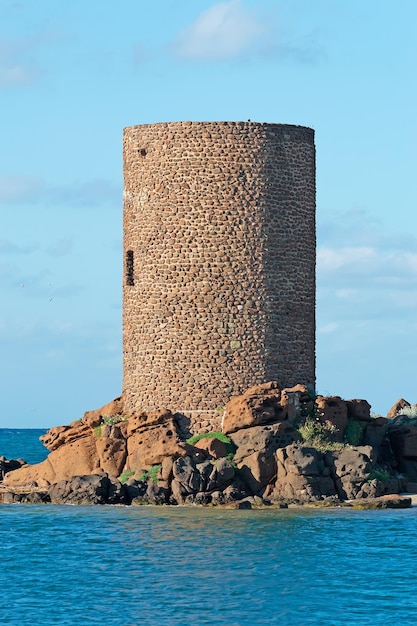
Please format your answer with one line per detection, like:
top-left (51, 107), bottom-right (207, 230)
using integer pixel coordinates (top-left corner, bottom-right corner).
top-left (122, 121), bottom-right (315, 421)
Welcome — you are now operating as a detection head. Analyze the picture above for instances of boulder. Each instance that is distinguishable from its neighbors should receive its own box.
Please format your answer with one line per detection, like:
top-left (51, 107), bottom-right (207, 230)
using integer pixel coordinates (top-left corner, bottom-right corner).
top-left (388, 424), bottom-right (417, 460)
top-left (222, 381), bottom-right (285, 434)
top-left (325, 446), bottom-right (377, 500)
top-left (280, 384), bottom-right (313, 420)
top-left (3, 434), bottom-right (100, 487)
top-left (351, 494), bottom-right (411, 509)
top-left (95, 429), bottom-right (127, 478)
top-left (193, 437), bottom-right (229, 459)
top-left (387, 398), bottom-right (411, 419)
top-left (231, 422), bottom-right (300, 463)
top-left (170, 455), bottom-right (235, 503)
top-left (230, 422), bottom-right (300, 494)
top-left (82, 396), bottom-right (125, 428)
top-left (48, 474), bottom-right (128, 505)
top-left (40, 422), bottom-right (92, 452)
top-left (363, 418), bottom-right (388, 449)
top-left (125, 409), bottom-right (189, 471)
top-left (345, 399), bottom-right (372, 421)
top-left (273, 444), bottom-right (337, 501)
top-left (315, 396), bottom-right (348, 441)
top-left (0, 457), bottom-right (27, 480)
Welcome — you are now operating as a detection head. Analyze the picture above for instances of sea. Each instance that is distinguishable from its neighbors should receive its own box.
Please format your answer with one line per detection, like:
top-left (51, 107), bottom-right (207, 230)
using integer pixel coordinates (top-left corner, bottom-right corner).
top-left (1, 428), bottom-right (417, 626)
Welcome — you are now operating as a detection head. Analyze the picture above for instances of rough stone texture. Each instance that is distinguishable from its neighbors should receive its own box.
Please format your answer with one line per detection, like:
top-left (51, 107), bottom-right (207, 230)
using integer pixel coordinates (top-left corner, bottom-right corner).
top-left (193, 437), bottom-right (229, 459)
top-left (326, 446), bottom-right (377, 500)
top-left (48, 474), bottom-right (128, 505)
top-left (125, 409), bottom-right (189, 471)
top-left (387, 398), bottom-right (411, 418)
top-left (222, 381), bottom-right (286, 434)
top-left (171, 456), bottom-right (236, 504)
top-left (123, 121), bottom-right (316, 418)
top-left (273, 445), bottom-right (337, 501)
top-left (315, 396), bottom-right (348, 441)
top-left (345, 399), bottom-right (372, 421)
top-left (230, 422), bottom-right (300, 494)
top-left (3, 435), bottom-right (101, 487)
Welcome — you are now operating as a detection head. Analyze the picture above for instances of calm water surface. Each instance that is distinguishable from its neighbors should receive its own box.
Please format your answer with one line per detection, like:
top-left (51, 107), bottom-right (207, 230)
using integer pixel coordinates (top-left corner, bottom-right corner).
top-left (1, 430), bottom-right (417, 625)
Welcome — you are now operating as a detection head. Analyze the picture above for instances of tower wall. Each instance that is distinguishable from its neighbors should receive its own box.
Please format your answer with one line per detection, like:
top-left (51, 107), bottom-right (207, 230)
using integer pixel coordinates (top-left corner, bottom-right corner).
top-left (122, 121), bottom-right (316, 418)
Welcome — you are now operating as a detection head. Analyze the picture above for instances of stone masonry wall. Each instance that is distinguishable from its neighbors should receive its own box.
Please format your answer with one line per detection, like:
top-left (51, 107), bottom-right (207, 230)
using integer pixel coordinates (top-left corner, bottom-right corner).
top-left (122, 121), bottom-right (316, 423)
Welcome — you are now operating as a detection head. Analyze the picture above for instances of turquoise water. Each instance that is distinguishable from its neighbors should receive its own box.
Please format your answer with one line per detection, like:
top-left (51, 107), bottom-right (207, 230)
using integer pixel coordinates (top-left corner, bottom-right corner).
top-left (1, 430), bottom-right (417, 625)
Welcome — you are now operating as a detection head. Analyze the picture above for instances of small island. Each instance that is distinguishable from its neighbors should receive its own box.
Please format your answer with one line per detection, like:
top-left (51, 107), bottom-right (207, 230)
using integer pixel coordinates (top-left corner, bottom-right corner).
top-left (1, 382), bottom-right (415, 509)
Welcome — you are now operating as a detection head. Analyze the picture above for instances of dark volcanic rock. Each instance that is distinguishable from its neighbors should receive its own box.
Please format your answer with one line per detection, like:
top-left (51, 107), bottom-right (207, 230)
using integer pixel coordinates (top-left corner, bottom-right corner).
top-left (48, 474), bottom-right (128, 505)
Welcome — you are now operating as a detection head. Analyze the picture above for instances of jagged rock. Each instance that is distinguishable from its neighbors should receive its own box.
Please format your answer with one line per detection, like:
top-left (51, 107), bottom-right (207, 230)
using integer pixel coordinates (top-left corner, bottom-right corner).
top-left (40, 422), bottom-right (92, 452)
top-left (273, 444), bottom-right (337, 501)
top-left (3, 434), bottom-right (101, 487)
top-left (95, 428), bottom-right (127, 478)
top-left (222, 381), bottom-right (285, 434)
top-left (363, 418), bottom-right (388, 449)
top-left (170, 455), bottom-right (235, 503)
top-left (82, 396), bottom-right (125, 428)
top-left (231, 422), bottom-right (300, 463)
top-left (388, 422), bottom-right (417, 459)
top-left (325, 446), bottom-right (376, 500)
top-left (125, 409), bottom-right (189, 471)
top-left (387, 398), bottom-right (411, 419)
top-left (124, 479), bottom-right (148, 503)
top-left (280, 384), bottom-right (313, 420)
top-left (0, 457), bottom-right (27, 480)
top-left (345, 399), bottom-right (372, 421)
top-left (315, 396), bottom-right (348, 441)
top-left (193, 437), bottom-right (229, 459)
top-left (230, 423), bottom-right (300, 494)
top-left (0, 490), bottom-right (50, 504)
top-left (48, 474), bottom-right (128, 505)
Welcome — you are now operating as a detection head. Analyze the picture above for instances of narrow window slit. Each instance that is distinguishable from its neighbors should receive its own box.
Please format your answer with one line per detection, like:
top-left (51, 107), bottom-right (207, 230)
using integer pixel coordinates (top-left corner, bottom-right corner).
top-left (126, 250), bottom-right (134, 286)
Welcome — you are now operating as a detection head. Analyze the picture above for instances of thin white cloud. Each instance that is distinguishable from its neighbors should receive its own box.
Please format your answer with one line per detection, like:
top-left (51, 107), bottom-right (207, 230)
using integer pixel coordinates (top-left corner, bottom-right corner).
top-left (318, 322), bottom-right (339, 334)
top-left (318, 246), bottom-right (376, 272)
top-left (0, 36), bottom-right (38, 87)
top-left (0, 174), bottom-right (121, 208)
top-left (173, 0), bottom-right (264, 60)
top-left (0, 173), bottom-right (42, 203)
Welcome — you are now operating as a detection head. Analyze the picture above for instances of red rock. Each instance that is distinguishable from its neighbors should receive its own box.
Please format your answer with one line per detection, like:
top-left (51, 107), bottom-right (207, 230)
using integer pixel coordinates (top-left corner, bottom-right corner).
top-left (387, 398), bottom-right (411, 419)
top-left (222, 381), bottom-right (285, 434)
top-left (315, 396), bottom-right (348, 441)
top-left (346, 399), bottom-right (371, 421)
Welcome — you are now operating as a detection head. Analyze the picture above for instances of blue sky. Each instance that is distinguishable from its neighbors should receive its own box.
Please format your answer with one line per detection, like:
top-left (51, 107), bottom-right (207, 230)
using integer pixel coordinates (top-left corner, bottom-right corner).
top-left (1, 0), bottom-right (416, 428)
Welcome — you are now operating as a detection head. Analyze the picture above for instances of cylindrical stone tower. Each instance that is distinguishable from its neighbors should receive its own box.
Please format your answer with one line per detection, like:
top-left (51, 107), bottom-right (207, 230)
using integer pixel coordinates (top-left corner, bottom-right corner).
top-left (123, 121), bottom-right (315, 418)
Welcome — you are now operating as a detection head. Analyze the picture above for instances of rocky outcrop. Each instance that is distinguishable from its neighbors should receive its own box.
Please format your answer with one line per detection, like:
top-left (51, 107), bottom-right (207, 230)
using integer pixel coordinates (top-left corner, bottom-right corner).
top-left (231, 422), bottom-right (300, 493)
top-left (222, 381), bottom-right (285, 434)
top-left (48, 474), bottom-right (128, 505)
top-left (3, 384), bottom-right (417, 507)
top-left (273, 444), bottom-right (336, 501)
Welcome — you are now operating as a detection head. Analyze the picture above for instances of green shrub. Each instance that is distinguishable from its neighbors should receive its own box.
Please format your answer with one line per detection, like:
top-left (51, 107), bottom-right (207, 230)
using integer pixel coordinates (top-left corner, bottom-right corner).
top-left (119, 470), bottom-right (135, 484)
top-left (368, 468), bottom-right (390, 482)
top-left (138, 464), bottom-right (162, 484)
top-left (296, 418), bottom-right (344, 453)
top-left (186, 432), bottom-right (236, 456)
top-left (395, 405), bottom-right (417, 419)
top-left (186, 431), bottom-right (231, 445)
top-left (344, 420), bottom-right (363, 446)
top-left (93, 425), bottom-right (102, 439)
top-left (101, 415), bottom-right (129, 426)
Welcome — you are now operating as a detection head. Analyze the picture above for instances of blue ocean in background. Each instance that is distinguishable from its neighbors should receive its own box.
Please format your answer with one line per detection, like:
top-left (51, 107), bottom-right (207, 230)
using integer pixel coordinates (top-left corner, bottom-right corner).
top-left (2, 429), bottom-right (417, 626)
top-left (1, 428), bottom-right (49, 465)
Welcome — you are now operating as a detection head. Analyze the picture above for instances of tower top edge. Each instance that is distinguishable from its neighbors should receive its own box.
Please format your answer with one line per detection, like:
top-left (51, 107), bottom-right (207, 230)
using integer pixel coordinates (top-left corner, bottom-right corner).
top-left (123, 121), bottom-right (314, 135)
